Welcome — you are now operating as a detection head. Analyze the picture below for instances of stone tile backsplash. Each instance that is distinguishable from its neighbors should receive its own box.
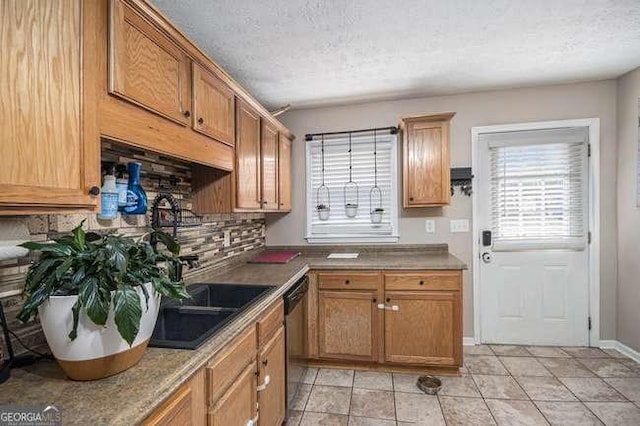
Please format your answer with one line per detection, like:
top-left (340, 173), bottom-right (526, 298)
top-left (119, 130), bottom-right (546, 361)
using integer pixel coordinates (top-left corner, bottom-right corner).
top-left (0, 140), bottom-right (265, 355)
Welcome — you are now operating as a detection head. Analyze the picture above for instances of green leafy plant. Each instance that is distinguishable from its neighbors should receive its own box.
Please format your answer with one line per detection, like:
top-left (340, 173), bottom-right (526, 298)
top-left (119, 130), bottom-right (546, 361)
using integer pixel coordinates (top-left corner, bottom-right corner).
top-left (17, 221), bottom-right (190, 346)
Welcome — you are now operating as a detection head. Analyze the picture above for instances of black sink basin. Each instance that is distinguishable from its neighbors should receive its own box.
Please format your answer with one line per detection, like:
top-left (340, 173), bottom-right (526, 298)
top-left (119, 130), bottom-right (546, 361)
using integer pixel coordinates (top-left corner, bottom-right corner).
top-left (149, 283), bottom-right (275, 349)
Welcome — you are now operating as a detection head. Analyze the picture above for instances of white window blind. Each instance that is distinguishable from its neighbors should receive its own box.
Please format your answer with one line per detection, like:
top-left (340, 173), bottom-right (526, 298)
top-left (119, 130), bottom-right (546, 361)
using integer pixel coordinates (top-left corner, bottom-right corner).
top-left (484, 127), bottom-right (588, 251)
top-left (305, 133), bottom-right (398, 243)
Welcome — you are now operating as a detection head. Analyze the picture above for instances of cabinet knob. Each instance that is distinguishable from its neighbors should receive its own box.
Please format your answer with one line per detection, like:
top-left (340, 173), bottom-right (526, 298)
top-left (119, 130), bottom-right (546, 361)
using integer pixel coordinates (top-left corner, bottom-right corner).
top-left (372, 298), bottom-right (377, 303)
top-left (345, 280), bottom-right (350, 284)
top-left (409, 197), bottom-right (414, 201)
top-left (419, 280), bottom-right (424, 285)
top-left (198, 117), bottom-right (204, 124)
top-left (262, 359), bottom-right (268, 366)
top-left (88, 186), bottom-right (100, 196)
top-left (386, 297), bottom-right (391, 303)
top-left (183, 110), bottom-right (191, 118)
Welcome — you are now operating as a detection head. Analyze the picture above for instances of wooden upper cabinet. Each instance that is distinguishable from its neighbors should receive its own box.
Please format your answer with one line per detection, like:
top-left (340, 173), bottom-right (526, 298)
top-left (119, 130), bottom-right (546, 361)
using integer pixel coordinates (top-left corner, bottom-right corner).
top-left (0, 0), bottom-right (100, 212)
top-left (109, 0), bottom-right (191, 126)
top-left (318, 290), bottom-right (379, 362)
top-left (257, 327), bottom-right (286, 426)
top-left (278, 133), bottom-right (292, 211)
top-left (401, 113), bottom-right (455, 207)
top-left (235, 100), bottom-right (262, 210)
top-left (384, 290), bottom-right (461, 366)
top-left (192, 62), bottom-right (235, 145)
top-left (261, 121), bottom-right (279, 210)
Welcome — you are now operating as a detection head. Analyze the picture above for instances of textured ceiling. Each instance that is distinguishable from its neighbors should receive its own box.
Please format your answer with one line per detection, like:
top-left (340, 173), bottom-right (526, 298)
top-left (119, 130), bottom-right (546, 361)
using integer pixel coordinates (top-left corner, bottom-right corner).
top-left (152, 0), bottom-right (640, 109)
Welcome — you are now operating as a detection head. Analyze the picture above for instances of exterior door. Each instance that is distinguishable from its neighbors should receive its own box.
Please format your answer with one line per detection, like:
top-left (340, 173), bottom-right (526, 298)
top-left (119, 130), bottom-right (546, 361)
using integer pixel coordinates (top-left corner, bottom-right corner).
top-left (476, 125), bottom-right (590, 346)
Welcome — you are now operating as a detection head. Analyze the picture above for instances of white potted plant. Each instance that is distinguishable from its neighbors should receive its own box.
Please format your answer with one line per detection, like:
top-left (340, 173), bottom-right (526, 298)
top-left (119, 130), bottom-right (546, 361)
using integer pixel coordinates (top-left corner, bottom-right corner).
top-left (18, 221), bottom-right (189, 380)
top-left (316, 204), bottom-right (330, 221)
top-left (370, 207), bottom-right (384, 224)
top-left (345, 203), bottom-right (358, 218)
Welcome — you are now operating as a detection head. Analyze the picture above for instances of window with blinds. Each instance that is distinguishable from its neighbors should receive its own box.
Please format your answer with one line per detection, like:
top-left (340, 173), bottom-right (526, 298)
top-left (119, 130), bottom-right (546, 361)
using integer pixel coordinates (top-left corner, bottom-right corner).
top-left (485, 127), bottom-right (588, 251)
top-left (305, 132), bottom-right (399, 243)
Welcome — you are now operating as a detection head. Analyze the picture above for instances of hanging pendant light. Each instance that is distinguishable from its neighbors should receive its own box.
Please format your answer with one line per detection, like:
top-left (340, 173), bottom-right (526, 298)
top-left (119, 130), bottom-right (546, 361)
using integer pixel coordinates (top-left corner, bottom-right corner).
top-left (344, 132), bottom-right (359, 218)
top-left (370, 129), bottom-right (384, 224)
top-left (316, 134), bottom-right (331, 221)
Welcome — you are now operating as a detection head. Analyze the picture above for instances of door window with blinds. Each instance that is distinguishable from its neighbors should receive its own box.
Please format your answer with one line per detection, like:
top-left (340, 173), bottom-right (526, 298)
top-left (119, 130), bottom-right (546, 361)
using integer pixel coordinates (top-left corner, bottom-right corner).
top-left (305, 131), bottom-right (399, 243)
top-left (484, 127), bottom-right (589, 251)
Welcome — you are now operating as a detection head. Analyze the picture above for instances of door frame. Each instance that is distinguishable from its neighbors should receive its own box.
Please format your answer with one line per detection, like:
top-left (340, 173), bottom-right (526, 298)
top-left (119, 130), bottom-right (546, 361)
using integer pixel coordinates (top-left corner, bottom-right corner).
top-left (471, 118), bottom-right (601, 346)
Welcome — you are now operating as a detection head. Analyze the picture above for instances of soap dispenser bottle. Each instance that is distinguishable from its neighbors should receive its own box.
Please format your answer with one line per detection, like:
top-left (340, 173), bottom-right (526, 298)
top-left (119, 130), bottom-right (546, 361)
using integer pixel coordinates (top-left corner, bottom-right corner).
top-left (123, 162), bottom-right (147, 215)
top-left (115, 164), bottom-right (128, 210)
top-left (98, 163), bottom-right (119, 220)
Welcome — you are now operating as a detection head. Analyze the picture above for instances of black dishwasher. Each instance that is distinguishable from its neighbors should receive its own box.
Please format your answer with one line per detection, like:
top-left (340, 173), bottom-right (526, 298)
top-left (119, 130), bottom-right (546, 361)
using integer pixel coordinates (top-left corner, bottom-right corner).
top-left (283, 275), bottom-right (309, 417)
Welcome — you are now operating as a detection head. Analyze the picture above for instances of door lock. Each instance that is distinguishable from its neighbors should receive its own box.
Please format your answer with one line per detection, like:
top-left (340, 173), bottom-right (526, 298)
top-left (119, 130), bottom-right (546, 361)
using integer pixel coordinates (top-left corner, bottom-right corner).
top-left (481, 252), bottom-right (493, 263)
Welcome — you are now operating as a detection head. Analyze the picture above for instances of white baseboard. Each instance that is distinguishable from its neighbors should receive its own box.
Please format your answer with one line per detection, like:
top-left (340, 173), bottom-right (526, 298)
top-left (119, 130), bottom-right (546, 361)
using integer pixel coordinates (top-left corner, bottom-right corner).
top-left (463, 337), bottom-right (478, 346)
top-left (599, 339), bottom-right (640, 363)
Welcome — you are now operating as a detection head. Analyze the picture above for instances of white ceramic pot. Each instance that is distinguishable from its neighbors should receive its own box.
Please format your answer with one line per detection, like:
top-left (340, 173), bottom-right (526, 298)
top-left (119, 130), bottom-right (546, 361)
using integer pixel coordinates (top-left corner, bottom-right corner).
top-left (370, 210), bottom-right (383, 224)
top-left (38, 282), bottom-right (160, 380)
top-left (317, 207), bottom-right (330, 221)
top-left (345, 204), bottom-right (358, 218)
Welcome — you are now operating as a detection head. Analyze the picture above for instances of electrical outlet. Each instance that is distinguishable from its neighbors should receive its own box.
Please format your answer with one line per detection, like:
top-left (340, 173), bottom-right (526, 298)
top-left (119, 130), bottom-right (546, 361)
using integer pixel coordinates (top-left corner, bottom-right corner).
top-left (223, 230), bottom-right (231, 247)
top-left (450, 219), bottom-right (470, 233)
top-left (424, 219), bottom-right (436, 233)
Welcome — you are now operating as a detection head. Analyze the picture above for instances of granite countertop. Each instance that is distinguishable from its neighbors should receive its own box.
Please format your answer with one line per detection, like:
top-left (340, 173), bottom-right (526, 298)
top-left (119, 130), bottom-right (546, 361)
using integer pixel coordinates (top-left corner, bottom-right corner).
top-left (0, 245), bottom-right (465, 425)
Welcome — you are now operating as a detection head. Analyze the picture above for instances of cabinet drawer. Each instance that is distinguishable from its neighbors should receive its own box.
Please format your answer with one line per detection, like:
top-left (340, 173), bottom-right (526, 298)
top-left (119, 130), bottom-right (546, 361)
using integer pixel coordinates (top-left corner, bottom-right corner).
top-left (206, 326), bottom-right (256, 406)
top-left (384, 271), bottom-right (461, 291)
top-left (318, 272), bottom-right (379, 290)
top-left (258, 299), bottom-right (284, 347)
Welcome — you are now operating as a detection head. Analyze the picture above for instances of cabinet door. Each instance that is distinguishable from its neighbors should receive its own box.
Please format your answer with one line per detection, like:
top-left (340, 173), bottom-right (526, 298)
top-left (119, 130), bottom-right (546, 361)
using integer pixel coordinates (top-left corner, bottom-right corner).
top-left (277, 133), bottom-right (292, 211)
top-left (208, 362), bottom-right (257, 426)
top-left (144, 385), bottom-right (193, 426)
top-left (384, 291), bottom-right (461, 366)
top-left (192, 62), bottom-right (235, 145)
top-left (402, 114), bottom-right (454, 207)
top-left (261, 121), bottom-right (279, 210)
top-left (318, 290), bottom-right (379, 362)
top-left (258, 327), bottom-right (286, 426)
top-left (0, 0), bottom-right (99, 210)
top-left (109, 0), bottom-right (190, 125)
top-left (235, 100), bottom-right (262, 210)
top-left (144, 369), bottom-right (206, 426)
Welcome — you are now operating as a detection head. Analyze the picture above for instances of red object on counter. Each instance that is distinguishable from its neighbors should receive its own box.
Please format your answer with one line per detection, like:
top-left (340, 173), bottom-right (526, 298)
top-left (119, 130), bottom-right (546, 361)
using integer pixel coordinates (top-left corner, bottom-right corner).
top-left (249, 251), bottom-right (301, 264)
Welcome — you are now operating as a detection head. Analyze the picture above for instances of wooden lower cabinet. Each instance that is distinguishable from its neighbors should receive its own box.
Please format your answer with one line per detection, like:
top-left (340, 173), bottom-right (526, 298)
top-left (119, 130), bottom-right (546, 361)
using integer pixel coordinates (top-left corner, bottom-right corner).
top-left (144, 369), bottom-right (206, 426)
top-left (258, 327), bottom-right (286, 426)
top-left (310, 270), bottom-right (462, 369)
top-left (208, 362), bottom-right (257, 426)
top-left (318, 290), bottom-right (379, 362)
top-left (384, 291), bottom-right (461, 366)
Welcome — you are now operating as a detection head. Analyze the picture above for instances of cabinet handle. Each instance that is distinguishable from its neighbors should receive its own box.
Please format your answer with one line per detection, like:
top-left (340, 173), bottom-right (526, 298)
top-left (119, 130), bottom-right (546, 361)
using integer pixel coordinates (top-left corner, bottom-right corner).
top-left (88, 186), bottom-right (100, 196)
top-left (183, 110), bottom-right (191, 118)
top-left (419, 280), bottom-right (424, 285)
top-left (246, 414), bottom-right (259, 426)
top-left (257, 375), bottom-right (270, 392)
top-left (198, 117), bottom-right (204, 124)
top-left (262, 359), bottom-right (268, 366)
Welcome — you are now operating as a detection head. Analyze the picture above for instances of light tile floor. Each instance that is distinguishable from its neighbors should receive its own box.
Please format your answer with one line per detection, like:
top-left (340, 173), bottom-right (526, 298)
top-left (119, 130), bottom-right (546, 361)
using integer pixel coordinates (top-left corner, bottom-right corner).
top-left (287, 345), bottom-right (640, 426)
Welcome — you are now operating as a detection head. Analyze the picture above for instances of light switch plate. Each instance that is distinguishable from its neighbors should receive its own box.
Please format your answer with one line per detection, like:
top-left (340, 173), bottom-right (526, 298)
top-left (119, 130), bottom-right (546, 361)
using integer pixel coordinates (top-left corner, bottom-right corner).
top-left (450, 219), bottom-right (470, 233)
top-left (424, 219), bottom-right (436, 233)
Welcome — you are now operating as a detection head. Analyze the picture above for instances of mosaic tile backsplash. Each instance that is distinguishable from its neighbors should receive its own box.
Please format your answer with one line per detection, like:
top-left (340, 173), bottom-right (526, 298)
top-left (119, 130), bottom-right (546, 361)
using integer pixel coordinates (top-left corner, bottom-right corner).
top-left (0, 140), bottom-right (265, 355)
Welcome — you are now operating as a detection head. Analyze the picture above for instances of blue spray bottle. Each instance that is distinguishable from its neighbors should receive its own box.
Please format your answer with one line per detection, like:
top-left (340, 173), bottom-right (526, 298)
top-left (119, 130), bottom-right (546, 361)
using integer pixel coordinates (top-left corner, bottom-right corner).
top-left (123, 162), bottom-right (148, 215)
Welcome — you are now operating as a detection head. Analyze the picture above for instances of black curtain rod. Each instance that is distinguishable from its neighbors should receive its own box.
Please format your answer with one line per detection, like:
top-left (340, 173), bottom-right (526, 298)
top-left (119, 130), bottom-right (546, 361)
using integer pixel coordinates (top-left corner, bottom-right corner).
top-left (305, 126), bottom-right (398, 141)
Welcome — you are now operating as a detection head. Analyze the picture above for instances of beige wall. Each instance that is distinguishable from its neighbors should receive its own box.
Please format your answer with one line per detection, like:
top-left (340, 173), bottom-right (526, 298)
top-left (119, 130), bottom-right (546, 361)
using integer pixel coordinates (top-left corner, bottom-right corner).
top-left (266, 80), bottom-right (618, 340)
top-left (616, 67), bottom-right (640, 352)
